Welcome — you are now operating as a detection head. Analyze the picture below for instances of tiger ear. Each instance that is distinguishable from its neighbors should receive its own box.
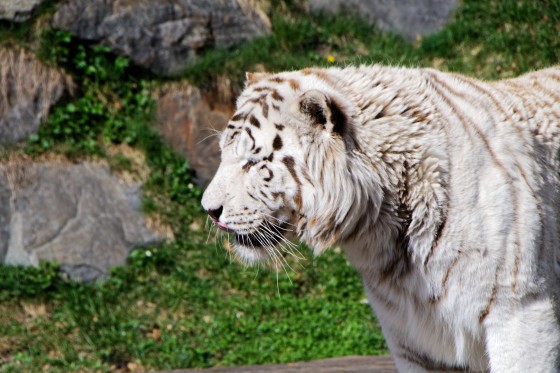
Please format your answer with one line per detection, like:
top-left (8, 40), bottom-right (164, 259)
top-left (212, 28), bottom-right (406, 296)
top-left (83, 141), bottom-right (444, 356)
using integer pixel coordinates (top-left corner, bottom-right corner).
top-left (298, 90), bottom-right (347, 135)
top-left (245, 72), bottom-right (270, 87)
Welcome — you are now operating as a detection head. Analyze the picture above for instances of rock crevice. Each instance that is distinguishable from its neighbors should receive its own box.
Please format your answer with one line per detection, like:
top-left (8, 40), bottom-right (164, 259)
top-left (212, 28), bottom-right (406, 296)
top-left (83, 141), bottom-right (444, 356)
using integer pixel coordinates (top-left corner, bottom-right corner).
top-left (0, 47), bottom-right (73, 144)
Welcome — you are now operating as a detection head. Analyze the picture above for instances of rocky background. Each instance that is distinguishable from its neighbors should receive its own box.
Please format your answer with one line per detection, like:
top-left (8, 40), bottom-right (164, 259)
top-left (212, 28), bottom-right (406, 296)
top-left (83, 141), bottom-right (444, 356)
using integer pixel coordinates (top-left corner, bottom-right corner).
top-left (0, 0), bottom-right (457, 281)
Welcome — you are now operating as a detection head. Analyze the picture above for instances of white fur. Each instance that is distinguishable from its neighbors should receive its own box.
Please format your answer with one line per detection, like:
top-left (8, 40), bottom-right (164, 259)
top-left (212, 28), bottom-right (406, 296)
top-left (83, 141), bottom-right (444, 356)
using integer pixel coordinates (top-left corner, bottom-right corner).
top-left (202, 65), bottom-right (560, 372)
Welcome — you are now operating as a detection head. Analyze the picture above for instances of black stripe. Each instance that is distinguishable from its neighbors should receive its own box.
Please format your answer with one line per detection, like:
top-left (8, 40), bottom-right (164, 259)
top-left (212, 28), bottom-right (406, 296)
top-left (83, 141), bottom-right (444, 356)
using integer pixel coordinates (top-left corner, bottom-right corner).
top-left (249, 115), bottom-right (261, 128)
top-left (231, 112), bottom-right (246, 122)
top-left (273, 134), bottom-right (283, 150)
top-left (271, 90), bottom-right (284, 102)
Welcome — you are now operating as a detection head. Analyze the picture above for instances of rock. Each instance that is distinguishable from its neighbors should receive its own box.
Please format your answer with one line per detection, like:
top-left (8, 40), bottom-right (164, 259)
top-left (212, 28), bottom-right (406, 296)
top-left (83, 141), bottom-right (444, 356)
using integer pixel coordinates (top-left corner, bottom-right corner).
top-left (0, 0), bottom-right (45, 22)
top-left (308, 0), bottom-right (458, 40)
top-left (0, 161), bottom-right (162, 282)
top-left (0, 47), bottom-right (73, 143)
top-left (53, 0), bottom-right (271, 76)
top-left (154, 81), bottom-right (233, 187)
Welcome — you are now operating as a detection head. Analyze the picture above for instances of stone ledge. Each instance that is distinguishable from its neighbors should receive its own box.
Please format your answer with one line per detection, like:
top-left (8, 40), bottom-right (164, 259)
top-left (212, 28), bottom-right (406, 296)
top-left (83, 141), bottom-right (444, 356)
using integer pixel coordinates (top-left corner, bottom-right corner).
top-left (153, 355), bottom-right (396, 373)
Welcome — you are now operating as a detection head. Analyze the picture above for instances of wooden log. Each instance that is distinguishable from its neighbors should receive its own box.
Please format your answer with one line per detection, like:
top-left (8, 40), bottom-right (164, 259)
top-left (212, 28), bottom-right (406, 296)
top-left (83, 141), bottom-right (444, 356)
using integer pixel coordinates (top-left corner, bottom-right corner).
top-left (155, 355), bottom-right (396, 373)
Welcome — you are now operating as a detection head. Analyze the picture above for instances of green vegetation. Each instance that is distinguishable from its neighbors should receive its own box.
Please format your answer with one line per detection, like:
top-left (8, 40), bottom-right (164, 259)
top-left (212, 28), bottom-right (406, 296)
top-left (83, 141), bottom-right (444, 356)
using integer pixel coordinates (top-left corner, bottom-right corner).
top-left (28, 30), bottom-right (153, 156)
top-left (0, 0), bottom-right (559, 372)
top-left (1, 243), bottom-right (380, 372)
top-left (184, 0), bottom-right (559, 91)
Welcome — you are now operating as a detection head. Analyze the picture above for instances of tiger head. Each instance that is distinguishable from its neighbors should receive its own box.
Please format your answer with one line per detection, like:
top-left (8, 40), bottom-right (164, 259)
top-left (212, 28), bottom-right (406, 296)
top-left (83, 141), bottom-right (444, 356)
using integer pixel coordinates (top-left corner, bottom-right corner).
top-left (201, 70), bottom-right (383, 264)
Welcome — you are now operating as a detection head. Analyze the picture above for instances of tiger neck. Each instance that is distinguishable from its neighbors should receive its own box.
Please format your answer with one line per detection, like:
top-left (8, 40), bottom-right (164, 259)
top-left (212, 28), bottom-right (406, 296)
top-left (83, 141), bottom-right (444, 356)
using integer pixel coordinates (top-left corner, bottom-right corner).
top-left (331, 66), bottom-right (449, 280)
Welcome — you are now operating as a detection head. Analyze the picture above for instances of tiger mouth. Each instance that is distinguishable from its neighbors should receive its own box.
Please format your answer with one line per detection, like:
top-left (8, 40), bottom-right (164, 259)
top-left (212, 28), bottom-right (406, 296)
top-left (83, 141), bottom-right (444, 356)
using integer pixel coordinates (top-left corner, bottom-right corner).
top-left (235, 232), bottom-right (267, 248)
top-left (234, 221), bottom-right (289, 249)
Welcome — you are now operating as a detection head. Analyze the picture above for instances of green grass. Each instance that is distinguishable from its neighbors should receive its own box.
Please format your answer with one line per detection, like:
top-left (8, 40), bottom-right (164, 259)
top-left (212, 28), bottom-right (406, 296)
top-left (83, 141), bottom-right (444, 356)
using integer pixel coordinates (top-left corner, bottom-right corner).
top-left (1, 0), bottom-right (559, 372)
top-left (184, 0), bottom-right (559, 93)
top-left (0, 242), bottom-right (383, 372)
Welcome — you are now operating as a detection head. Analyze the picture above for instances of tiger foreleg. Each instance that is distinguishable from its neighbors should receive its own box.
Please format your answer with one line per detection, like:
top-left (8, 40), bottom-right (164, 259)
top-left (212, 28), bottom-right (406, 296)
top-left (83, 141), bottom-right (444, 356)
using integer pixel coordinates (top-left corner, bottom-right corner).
top-left (483, 296), bottom-right (560, 373)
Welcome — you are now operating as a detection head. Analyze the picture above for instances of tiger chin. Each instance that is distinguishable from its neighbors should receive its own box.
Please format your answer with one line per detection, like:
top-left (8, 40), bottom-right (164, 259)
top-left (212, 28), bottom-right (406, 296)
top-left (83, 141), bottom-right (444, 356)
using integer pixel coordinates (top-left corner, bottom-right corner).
top-left (201, 65), bottom-right (560, 372)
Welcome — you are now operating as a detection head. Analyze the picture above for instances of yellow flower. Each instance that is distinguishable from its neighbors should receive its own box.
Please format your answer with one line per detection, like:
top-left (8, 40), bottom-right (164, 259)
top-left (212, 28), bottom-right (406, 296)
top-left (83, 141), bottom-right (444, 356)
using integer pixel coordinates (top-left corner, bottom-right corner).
top-left (327, 55), bottom-right (335, 63)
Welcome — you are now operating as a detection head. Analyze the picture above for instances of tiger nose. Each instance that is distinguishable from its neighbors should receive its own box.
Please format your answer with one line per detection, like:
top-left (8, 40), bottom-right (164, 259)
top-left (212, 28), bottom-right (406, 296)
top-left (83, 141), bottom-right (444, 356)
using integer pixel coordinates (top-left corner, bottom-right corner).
top-left (207, 206), bottom-right (223, 222)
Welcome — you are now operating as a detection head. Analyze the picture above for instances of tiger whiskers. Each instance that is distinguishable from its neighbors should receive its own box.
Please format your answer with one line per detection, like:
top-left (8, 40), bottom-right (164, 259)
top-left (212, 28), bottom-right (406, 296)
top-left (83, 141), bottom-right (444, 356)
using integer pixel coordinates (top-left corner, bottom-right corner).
top-left (259, 215), bottom-right (305, 260)
top-left (250, 229), bottom-right (287, 292)
top-left (260, 222), bottom-right (305, 261)
top-left (260, 212), bottom-right (297, 229)
top-left (258, 229), bottom-right (297, 276)
top-left (197, 118), bottom-right (224, 146)
top-left (205, 215), bottom-right (215, 244)
top-left (196, 129), bottom-right (223, 146)
top-left (206, 216), bottom-right (235, 264)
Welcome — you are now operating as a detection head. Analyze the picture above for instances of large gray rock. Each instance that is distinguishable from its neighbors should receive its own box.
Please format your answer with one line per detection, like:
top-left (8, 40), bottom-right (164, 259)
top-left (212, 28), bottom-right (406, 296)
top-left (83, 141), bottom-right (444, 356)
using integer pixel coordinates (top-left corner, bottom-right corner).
top-left (0, 47), bottom-right (72, 143)
top-left (308, 0), bottom-right (458, 40)
top-left (53, 0), bottom-right (271, 76)
top-left (0, 161), bottom-right (162, 282)
top-left (0, 0), bottom-right (45, 22)
top-left (154, 81), bottom-right (233, 187)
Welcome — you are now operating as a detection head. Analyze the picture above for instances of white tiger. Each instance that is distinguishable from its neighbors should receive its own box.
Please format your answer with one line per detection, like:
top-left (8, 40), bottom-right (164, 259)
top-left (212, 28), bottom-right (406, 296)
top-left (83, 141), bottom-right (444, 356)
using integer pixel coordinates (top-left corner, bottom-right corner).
top-left (201, 65), bottom-right (560, 372)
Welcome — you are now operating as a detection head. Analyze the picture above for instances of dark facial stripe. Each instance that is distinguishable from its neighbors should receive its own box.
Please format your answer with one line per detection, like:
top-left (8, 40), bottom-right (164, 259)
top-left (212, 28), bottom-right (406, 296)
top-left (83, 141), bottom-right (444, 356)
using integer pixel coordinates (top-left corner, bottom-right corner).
top-left (282, 156), bottom-right (302, 209)
top-left (263, 169), bottom-right (274, 181)
top-left (261, 101), bottom-right (269, 119)
top-left (227, 130), bottom-right (240, 144)
top-left (249, 115), bottom-right (261, 128)
top-left (249, 93), bottom-right (267, 103)
top-left (282, 156), bottom-right (297, 176)
top-left (242, 159), bottom-right (257, 172)
top-left (231, 112), bottom-right (247, 122)
top-left (273, 134), bottom-right (283, 150)
top-left (244, 127), bottom-right (256, 148)
top-left (247, 192), bottom-right (258, 201)
top-left (271, 191), bottom-right (284, 201)
top-left (271, 90), bottom-right (284, 102)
